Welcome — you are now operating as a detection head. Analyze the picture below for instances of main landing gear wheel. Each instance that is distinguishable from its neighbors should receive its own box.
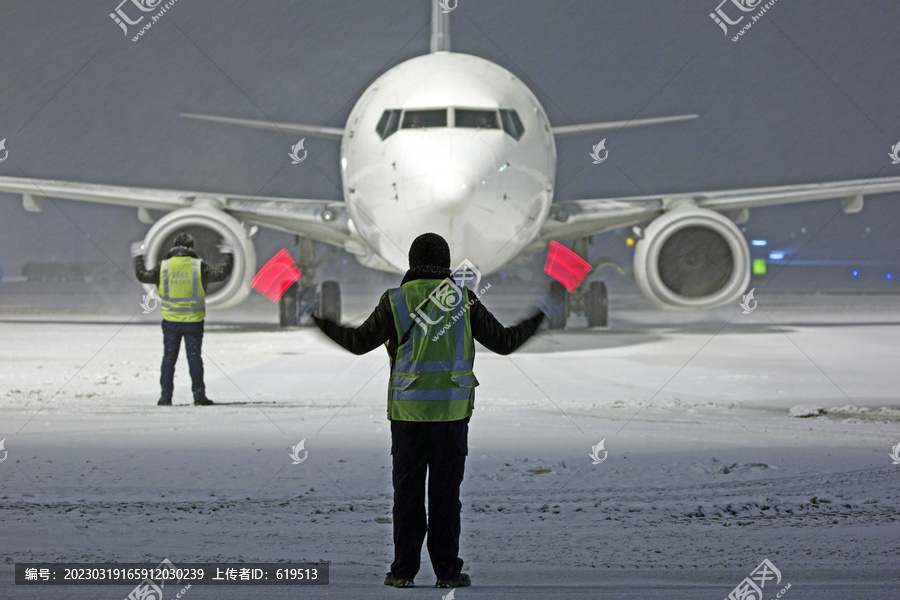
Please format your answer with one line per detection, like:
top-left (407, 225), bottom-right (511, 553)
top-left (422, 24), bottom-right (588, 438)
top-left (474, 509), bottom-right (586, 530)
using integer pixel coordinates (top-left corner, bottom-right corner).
top-left (279, 283), bottom-right (299, 327)
top-left (547, 281), bottom-right (568, 330)
top-left (319, 280), bottom-right (341, 323)
top-left (279, 283), bottom-right (319, 327)
top-left (586, 281), bottom-right (608, 328)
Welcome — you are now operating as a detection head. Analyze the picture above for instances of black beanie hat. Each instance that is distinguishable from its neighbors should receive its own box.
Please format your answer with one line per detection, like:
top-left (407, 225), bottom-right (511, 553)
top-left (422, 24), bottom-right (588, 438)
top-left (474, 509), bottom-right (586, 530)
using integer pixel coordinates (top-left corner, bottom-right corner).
top-left (173, 233), bottom-right (195, 248)
top-left (409, 232), bottom-right (451, 269)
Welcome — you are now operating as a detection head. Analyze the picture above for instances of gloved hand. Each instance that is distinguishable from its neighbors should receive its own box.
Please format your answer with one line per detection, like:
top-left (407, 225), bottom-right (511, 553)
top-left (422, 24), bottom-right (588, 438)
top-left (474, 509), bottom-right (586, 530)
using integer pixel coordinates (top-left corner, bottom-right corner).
top-left (537, 291), bottom-right (565, 326)
top-left (217, 241), bottom-right (236, 255)
top-left (130, 241), bottom-right (145, 257)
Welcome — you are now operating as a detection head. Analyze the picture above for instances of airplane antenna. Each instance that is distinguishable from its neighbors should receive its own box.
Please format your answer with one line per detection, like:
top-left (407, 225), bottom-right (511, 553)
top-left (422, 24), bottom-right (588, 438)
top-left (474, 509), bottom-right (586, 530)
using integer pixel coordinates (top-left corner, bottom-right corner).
top-left (430, 0), bottom-right (451, 53)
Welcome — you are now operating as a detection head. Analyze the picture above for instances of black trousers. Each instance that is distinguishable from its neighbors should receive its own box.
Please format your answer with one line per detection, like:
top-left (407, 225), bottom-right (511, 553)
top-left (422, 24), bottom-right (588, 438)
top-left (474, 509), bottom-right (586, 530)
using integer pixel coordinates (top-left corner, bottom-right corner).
top-left (160, 320), bottom-right (205, 399)
top-left (390, 417), bottom-right (468, 581)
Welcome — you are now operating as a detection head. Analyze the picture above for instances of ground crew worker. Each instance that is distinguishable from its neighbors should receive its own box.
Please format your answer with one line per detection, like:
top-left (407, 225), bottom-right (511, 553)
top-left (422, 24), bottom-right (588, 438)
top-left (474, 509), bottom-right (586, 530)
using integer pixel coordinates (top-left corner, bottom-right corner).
top-left (133, 233), bottom-right (234, 406)
top-left (312, 232), bottom-right (557, 589)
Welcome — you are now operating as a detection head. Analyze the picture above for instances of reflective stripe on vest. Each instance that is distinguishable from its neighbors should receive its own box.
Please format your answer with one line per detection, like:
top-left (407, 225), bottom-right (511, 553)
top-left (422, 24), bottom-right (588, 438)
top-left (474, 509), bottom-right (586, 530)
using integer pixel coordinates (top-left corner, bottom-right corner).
top-left (388, 287), bottom-right (473, 375)
top-left (159, 258), bottom-right (205, 320)
top-left (386, 280), bottom-right (478, 422)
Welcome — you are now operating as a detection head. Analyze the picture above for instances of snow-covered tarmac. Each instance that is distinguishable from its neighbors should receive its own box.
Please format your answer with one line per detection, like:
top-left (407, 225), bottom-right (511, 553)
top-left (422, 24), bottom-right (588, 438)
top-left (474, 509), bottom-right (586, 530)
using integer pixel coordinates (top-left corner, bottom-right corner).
top-left (1, 289), bottom-right (898, 599)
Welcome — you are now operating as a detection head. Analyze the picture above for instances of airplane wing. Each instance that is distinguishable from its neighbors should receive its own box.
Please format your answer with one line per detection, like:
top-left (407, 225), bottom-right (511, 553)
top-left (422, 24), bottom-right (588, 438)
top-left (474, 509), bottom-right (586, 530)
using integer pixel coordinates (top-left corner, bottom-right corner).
top-left (538, 175), bottom-right (900, 243)
top-left (0, 175), bottom-right (351, 246)
top-left (551, 114), bottom-right (699, 138)
top-left (180, 113), bottom-right (344, 140)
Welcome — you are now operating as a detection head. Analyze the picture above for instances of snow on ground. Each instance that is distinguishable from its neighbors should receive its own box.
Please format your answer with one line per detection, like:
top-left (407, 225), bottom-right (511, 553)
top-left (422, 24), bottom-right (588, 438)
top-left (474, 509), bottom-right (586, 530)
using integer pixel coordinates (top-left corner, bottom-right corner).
top-left (1, 288), bottom-right (899, 599)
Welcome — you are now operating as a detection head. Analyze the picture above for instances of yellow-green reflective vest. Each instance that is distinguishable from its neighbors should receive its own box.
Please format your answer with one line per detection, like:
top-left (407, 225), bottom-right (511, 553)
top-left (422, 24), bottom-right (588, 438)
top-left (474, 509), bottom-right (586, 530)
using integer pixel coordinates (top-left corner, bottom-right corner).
top-left (159, 257), bottom-right (205, 322)
top-left (386, 278), bottom-right (478, 422)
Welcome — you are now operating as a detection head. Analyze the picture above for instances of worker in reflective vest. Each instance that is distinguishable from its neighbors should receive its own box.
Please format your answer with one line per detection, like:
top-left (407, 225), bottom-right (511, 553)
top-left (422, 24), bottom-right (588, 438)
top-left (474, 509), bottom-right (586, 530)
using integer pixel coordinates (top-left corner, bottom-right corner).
top-left (133, 232), bottom-right (234, 406)
top-left (313, 232), bottom-right (559, 589)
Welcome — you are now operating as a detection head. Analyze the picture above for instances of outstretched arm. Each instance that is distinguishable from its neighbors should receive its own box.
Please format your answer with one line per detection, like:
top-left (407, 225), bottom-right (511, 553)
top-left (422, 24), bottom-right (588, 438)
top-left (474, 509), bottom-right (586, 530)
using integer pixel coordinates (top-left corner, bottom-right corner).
top-left (469, 290), bottom-right (545, 355)
top-left (133, 256), bottom-right (159, 285)
top-left (202, 254), bottom-right (234, 285)
top-left (204, 242), bottom-right (235, 285)
top-left (312, 293), bottom-right (393, 355)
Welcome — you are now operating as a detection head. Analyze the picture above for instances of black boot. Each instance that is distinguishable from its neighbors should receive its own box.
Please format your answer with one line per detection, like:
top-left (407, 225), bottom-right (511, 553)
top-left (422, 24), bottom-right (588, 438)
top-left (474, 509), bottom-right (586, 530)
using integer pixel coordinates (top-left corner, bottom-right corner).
top-left (193, 395), bottom-right (214, 406)
top-left (158, 396), bottom-right (172, 406)
top-left (435, 573), bottom-right (470, 588)
top-left (383, 572), bottom-right (414, 588)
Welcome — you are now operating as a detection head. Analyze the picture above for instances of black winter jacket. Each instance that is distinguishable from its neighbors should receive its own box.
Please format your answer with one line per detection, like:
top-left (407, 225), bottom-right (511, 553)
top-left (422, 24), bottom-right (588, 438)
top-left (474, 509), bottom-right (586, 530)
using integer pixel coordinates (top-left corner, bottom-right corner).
top-left (313, 266), bottom-right (545, 363)
top-left (134, 247), bottom-right (234, 290)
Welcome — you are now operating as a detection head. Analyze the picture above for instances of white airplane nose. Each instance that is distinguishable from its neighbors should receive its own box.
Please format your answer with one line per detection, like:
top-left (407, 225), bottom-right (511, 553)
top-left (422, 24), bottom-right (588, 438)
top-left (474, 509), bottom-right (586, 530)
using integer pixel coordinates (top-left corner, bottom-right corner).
top-left (431, 171), bottom-right (474, 215)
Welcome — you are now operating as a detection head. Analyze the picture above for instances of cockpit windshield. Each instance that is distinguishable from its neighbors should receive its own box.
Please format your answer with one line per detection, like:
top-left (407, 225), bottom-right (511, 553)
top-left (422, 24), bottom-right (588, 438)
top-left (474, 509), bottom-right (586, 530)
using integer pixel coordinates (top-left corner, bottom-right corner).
top-left (455, 109), bottom-right (499, 129)
top-left (401, 109), bottom-right (447, 129)
top-left (376, 108), bottom-right (524, 140)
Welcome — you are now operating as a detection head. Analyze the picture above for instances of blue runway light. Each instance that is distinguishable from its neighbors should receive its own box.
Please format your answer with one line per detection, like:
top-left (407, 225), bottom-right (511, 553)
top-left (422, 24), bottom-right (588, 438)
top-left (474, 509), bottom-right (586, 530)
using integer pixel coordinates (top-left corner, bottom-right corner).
top-left (852, 270), bottom-right (859, 277)
top-left (888, 273), bottom-right (893, 280)
top-left (751, 240), bottom-right (767, 246)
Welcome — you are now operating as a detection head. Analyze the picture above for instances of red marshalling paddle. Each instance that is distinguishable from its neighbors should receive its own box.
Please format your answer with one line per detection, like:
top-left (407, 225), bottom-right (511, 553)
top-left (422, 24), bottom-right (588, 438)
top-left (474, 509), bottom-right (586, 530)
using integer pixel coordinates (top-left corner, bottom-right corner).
top-left (251, 248), bottom-right (302, 302)
top-left (543, 241), bottom-right (591, 292)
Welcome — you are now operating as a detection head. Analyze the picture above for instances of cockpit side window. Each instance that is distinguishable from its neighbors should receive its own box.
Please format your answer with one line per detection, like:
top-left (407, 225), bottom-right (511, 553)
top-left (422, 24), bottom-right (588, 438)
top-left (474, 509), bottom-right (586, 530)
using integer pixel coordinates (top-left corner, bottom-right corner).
top-left (401, 109), bottom-right (447, 129)
top-left (499, 109), bottom-right (525, 140)
top-left (455, 109), bottom-right (499, 130)
top-left (377, 109), bottom-right (402, 140)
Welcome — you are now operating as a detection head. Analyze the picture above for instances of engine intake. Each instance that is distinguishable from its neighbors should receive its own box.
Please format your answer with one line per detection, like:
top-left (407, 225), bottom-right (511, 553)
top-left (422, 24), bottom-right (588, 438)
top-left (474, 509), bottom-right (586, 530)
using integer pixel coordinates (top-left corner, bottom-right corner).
top-left (634, 207), bottom-right (750, 309)
top-left (140, 206), bottom-right (256, 310)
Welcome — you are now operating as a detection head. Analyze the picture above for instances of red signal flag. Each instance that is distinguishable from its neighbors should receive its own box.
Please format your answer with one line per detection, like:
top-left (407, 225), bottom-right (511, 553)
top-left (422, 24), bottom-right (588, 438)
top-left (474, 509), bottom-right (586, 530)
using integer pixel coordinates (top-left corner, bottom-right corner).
top-left (251, 248), bottom-right (302, 302)
top-left (544, 241), bottom-right (591, 292)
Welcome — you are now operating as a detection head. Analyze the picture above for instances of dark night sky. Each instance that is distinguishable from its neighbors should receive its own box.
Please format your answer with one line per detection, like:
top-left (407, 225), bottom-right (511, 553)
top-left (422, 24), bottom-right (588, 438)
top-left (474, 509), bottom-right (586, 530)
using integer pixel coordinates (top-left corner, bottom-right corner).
top-left (1, 0), bottom-right (898, 292)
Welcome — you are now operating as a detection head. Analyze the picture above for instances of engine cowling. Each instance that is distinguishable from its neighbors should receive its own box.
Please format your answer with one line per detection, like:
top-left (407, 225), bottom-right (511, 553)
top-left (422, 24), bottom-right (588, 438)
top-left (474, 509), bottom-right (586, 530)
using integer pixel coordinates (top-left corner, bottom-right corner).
top-left (141, 205), bottom-right (256, 310)
top-left (633, 206), bottom-right (750, 309)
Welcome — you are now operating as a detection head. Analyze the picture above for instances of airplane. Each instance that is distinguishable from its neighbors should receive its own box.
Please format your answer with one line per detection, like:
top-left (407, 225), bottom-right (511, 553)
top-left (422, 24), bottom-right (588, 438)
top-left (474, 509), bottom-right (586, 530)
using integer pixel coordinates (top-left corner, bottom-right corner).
top-left (2, 1), bottom-right (900, 329)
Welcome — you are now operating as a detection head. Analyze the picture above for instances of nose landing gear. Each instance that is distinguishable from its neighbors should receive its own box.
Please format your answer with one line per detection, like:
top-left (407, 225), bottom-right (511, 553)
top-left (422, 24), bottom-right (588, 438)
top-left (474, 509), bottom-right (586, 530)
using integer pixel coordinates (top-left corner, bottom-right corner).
top-left (545, 238), bottom-right (610, 330)
top-left (278, 236), bottom-right (342, 327)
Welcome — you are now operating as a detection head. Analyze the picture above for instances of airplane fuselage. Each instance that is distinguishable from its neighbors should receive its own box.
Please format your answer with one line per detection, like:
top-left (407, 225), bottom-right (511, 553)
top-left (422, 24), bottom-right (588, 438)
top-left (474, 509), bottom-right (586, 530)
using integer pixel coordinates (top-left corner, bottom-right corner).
top-left (341, 52), bottom-right (556, 274)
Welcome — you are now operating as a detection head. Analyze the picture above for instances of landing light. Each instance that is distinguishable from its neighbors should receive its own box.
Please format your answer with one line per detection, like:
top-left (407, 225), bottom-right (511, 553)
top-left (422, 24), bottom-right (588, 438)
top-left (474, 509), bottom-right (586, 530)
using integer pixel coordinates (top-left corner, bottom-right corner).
top-left (751, 239), bottom-right (767, 246)
top-left (768, 252), bottom-right (784, 260)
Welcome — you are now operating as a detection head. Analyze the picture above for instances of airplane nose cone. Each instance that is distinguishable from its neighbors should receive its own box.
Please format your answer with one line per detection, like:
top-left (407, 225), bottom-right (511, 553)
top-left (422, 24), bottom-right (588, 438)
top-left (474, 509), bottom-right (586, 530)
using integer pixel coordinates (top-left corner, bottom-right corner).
top-left (431, 171), bottom-right (474, 215)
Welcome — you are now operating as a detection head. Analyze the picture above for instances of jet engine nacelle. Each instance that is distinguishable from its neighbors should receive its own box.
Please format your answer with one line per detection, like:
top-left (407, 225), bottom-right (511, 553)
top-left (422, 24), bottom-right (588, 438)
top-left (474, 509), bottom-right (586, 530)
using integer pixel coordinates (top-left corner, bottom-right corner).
top-left (141, 205), bottom-right (256, 310)
top-left (633, 206), bottom-right (750, 309)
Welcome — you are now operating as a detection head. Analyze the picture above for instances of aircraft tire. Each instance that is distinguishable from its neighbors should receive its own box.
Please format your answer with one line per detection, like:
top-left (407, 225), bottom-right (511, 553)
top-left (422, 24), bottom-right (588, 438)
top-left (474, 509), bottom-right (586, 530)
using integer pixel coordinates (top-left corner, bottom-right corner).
top-left (319, 281), bottom-right (341, 323)
top-left (548, 281), bottom-right (568, 330)
top-left (279, 282), bottom-right (301, 327)
top-left (586, 281), bottom-right (608, 328)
